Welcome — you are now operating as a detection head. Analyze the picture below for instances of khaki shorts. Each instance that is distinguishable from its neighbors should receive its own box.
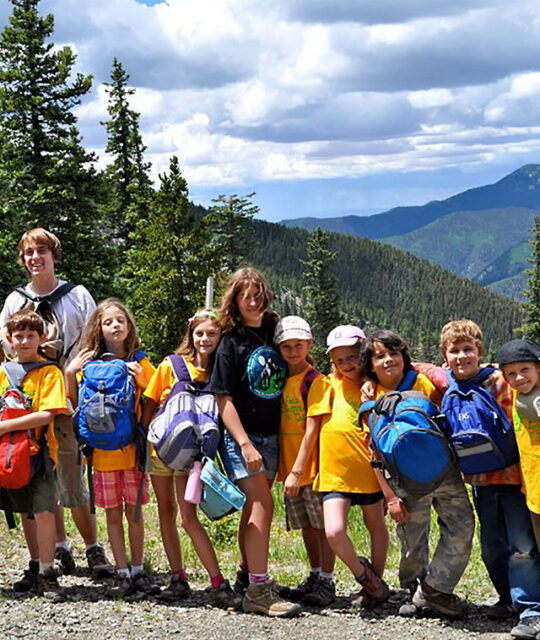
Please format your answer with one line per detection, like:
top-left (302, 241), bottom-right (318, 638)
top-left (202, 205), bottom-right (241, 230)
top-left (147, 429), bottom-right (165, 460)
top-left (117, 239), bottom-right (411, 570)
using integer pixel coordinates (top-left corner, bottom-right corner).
top-left (150, 454), bottom-right (188, 478)
top-left (285, 484), bottom-right (324, 531)
top-left (54, 414), bottom-right (89, 508)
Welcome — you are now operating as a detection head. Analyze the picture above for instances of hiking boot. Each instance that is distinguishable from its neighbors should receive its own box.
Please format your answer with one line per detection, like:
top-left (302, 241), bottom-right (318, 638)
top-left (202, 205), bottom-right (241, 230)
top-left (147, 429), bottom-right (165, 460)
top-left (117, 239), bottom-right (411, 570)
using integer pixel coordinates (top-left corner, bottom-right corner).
top-left (13, 560), bottom-right (39, 592)
top-left (157, 574), bottom-right (191, 602)
top-left (351, 588), bottom-right (377, 609)
top-left (287, 572), bottom-right (319, 602)
top-left (412, 580), bottom-right (464, 618)
top-left (54, 546), bottom-right (75, 575)
top-left (118, 575), bottom-right (136, 598)
top-left (242, 580), bottom-right (302, 617)
top-left (234, 569), bottom-right (249, 596)
top-left (487, 598), bottom-right (515, 620)
top-left (356, 557), bottom-right (389, 604)
top-left (132, 571), bottom-right (161, 596)
top-left (86, 544), bottom-right (115, 579)
top-left (37, 566), bottom-right (66, 603)
top-left (510, 615), bottom-right (540, 640)
top-left (210, 579), bottom-right (243, 610)
top-left (303, 578), bottom-right (336, 607)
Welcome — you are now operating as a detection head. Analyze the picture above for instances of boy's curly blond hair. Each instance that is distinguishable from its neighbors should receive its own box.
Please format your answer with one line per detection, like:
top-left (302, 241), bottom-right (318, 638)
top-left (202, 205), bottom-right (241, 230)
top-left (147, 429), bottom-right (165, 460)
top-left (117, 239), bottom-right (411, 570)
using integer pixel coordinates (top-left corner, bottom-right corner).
top-left (440, 319), bottom-right (484, 359)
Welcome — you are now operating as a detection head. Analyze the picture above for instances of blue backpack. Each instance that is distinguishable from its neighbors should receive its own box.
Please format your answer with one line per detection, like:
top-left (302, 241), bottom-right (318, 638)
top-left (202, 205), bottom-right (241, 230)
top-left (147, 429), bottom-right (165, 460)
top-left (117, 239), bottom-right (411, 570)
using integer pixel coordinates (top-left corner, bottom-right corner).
top-left (441, 368), bottom-right (519, 474)
top-left (359, 370), bottom-right (455, 496)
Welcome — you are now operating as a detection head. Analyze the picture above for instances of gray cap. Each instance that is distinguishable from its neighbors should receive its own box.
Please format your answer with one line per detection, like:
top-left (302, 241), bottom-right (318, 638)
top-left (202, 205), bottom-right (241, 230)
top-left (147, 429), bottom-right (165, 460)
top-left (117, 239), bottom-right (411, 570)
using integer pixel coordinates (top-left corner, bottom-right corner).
top-left (498, 339), bottom-right (540, 366)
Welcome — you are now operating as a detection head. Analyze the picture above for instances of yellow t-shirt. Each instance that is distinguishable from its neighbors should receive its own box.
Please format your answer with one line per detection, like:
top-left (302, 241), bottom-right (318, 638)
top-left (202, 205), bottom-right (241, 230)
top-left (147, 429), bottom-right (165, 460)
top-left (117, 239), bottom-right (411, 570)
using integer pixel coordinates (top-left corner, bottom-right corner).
top-left (513, 390), bottom-right (540, 514)
top-left (78, 356), bottom-right (155, 472)
top-left (375, 371), bottom-right (441, 405)
top-left (0, 361), bottom-right (67, 466)
top-left (312, 373), bottom-right (380, 494)
top-left (144, 355), bottom-right (208, 460)
top-left (277, 367), bottom-right (326, 485)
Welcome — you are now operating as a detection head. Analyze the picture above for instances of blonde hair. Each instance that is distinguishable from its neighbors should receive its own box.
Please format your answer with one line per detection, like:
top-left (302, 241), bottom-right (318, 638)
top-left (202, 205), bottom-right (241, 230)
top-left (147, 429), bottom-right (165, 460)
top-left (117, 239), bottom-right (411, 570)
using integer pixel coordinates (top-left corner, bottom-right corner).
top-left (217, 267), bottom-right (277, 334)
top-left (5, 309), bottom-right (45, 336)
top-left (175, 309), bottom-right (220, 367)
top-left (440, 319), bottom-right (484, 359)
top-left (18, 228), bottom-right (62, 266)
top-left (330, 339), bottom-right (364, 380)
top-left (79, 298), bottom-right (141, 359)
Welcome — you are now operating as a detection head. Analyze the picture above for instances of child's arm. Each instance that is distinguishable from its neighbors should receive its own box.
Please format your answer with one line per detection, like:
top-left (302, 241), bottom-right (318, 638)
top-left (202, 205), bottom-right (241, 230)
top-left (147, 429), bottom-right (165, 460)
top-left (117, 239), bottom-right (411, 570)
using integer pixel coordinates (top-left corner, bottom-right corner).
top-left (65, 348), bottom-right (95, 406)
top-left (216, 394), bottom-right (262, 472)
top-left (284, 415), bottom-right (321, 498)
top-left (141, 397), bottom-right (158, 430)
top-left (0, 410), bottom-right (56, 435)
top-left (373, 467), bottom-right (409, 524)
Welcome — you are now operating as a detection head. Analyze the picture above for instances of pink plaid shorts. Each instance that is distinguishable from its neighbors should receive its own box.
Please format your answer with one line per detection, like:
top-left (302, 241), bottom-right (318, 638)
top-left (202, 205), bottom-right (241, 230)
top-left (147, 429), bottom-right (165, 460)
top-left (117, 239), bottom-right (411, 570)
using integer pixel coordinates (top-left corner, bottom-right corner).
top-left (92, 468), bottom-right (150, 509)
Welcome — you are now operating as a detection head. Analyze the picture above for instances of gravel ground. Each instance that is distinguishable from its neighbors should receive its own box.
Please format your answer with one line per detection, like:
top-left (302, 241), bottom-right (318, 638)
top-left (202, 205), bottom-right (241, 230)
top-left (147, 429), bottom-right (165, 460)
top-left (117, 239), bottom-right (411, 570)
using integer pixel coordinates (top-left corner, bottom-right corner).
top-left (0, 565), bottom-right (515, 640)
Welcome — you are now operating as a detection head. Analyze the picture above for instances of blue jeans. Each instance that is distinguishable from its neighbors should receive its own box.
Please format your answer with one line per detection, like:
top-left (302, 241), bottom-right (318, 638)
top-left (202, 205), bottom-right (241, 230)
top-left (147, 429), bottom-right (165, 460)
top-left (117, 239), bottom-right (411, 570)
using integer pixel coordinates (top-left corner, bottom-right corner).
top-left (473, 484), bottom-right (540, 620)
top-left (220, 431), bottom-right (279, 482)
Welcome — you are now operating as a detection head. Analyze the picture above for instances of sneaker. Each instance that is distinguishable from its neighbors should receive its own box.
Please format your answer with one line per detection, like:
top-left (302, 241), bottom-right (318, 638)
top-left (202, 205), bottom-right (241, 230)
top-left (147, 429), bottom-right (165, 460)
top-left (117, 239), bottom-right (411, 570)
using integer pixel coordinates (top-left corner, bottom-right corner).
top-left (356, 557), bottom-right (390, 604)
top-left (132, 571), bottom-right (161, 596)
top-left (287, 572), bottom-right (319, 602)
top-left (510, 615), bottom-right (540, 640)
top-left (157, 574), bottom-right (191, 602)
top-left (412, 580), bottom-right (464, 618)
top-left (303, 578), bottom-right (336, 607)
top-left (242, 580), bottom-right (302, 618)
top-left (13, 560), bottom-right (39, 592)
top-left (487, 598), bottom-right (515, 620)
top-left (118, 575), bottom-right (136, 598)
top-left (86, 544), bottom-right (115, 579)
top-left (54, 546), bottom-right (75, 575)
top-left (37, 566), bottom-right (66, 603)
top-left (234, 569), bottom-right (250, 596)
top-left (211, 579), bottom-right (243, 610)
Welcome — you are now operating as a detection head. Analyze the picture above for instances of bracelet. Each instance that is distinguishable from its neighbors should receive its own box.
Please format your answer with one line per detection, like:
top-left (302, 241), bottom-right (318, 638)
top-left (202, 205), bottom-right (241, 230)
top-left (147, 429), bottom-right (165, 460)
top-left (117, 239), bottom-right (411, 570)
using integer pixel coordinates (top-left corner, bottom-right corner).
top-left (387, 498), bottom-right (401, 506)
top-left (291, 470), bottom-right (301, 479)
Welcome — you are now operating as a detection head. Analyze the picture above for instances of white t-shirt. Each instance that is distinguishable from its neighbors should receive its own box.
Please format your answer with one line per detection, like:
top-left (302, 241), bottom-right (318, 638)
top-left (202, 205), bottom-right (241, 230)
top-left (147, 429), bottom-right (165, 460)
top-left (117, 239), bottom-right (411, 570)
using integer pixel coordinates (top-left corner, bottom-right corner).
top-left (0, 279), bottom-right (96, 365)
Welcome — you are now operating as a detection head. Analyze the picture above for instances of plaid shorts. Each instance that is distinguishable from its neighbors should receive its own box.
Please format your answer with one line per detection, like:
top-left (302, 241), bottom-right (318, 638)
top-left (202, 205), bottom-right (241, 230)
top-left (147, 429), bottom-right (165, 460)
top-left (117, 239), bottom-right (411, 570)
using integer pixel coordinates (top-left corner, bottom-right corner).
top-left (285, 484), bottom-right (324, 530)
top-left (93, 468), bottom-right (150, 509)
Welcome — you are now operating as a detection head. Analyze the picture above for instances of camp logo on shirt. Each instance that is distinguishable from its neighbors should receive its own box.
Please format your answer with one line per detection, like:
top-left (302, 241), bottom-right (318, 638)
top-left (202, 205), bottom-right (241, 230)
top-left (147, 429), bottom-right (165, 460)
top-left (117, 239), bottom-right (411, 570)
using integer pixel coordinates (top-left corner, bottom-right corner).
top-left (247, 346), bottom-right (286, 399)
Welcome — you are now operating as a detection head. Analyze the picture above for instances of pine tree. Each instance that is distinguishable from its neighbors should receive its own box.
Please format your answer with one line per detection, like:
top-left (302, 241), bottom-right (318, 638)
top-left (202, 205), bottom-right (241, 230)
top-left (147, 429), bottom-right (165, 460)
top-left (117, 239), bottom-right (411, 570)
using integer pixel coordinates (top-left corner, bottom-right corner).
top-left (126, 156), bottom-right (219, 359)
top-left (301, 228), bottom-right (343, 370)
top-left (522, 215), bottom-right (540, 343)
top-left (208, 193), bottom-right (258, 273)
top-left (0, 0), bottom-right (112, 299)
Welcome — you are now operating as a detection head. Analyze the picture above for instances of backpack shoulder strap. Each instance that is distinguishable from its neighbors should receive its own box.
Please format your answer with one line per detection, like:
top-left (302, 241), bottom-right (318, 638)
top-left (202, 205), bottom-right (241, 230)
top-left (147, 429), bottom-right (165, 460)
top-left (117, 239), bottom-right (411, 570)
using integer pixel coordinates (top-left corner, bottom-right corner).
top-left (299, 367), bottom-right (320, 410)
top-left (2, 361), bottom-right (55, 391)
top-left (132, 349), bottom-right (146, 363)
top-left (358, 399), bottom-right (376, 420)
top-left (398, 369), bottom-right (418, 392)
top-left (168, 355), bottom-right (193, 384)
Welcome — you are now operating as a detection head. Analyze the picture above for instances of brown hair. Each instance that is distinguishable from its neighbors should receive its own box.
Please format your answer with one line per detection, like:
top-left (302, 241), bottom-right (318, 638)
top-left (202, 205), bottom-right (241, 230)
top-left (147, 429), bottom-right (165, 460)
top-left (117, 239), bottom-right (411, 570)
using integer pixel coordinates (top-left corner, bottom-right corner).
top-left (361, 329), bottom-right (412, 382)
top-left (17, 228), bottom-right (62, 266)
top-left (440, 319), bottom-right (484, 359)
top-left (217, 267), bottom-right (277, 334)
top-left (79, 298), bottom-right (141, 359)
top-left (175, 309), bottom-right (220, 367)
top-left (5, 309), bottom-right (45, 336)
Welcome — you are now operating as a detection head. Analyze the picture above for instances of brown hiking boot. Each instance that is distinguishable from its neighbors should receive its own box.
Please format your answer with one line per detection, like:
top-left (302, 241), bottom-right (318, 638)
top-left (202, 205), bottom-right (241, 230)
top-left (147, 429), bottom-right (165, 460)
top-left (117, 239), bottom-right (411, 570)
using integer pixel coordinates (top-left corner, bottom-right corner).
top-left (210, 579), bottom-right (242, 610)
top-left (243, 580), bottom-right (302, 617)
top-left (355, 557), bottom-right (389, 604)
top-left (13, 560), bottom-right (39, 592)
top-left (412, 580), bottom-right (464, 618)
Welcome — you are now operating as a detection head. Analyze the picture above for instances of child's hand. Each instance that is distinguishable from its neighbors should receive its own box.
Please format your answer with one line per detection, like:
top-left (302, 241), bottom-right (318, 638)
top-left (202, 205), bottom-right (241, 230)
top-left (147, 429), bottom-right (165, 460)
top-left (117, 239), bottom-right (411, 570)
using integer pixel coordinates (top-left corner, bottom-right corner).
top-left (126, 362), bottom-right (143, 376)
top-left (361, 379), bottom-right (376, 401)
top-left (387, 497), bottom-right (408, 524)
top-left (284, 472), bottom-right (300, 498)
top-left (240, 441), bottom-right (262, 472)
top-left (67, 349), bottom-right (95, 375)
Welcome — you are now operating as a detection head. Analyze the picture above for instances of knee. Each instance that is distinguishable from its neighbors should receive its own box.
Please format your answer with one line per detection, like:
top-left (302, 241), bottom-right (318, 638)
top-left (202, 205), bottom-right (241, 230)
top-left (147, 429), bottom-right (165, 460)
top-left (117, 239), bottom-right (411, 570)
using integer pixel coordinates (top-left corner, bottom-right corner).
top-left (325, 524), bottom-right (346, 548)
top-left (157, 497), bottom-right (178, 521)
top-left (178, 507), bottom-right (199, 532)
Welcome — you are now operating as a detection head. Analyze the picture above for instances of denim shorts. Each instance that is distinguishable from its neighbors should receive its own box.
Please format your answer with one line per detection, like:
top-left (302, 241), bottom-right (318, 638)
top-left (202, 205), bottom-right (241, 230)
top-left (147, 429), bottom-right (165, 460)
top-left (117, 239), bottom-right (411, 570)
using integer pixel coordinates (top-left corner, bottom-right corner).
top-left (321, 490), bottom-right (384, 506)
top-left (220, 431), bottom-right (279, 482)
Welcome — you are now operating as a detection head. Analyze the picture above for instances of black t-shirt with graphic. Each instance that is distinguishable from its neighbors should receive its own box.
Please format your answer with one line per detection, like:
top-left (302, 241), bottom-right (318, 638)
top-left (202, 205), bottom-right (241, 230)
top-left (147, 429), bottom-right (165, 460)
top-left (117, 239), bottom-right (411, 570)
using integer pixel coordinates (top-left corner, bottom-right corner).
top-left (210, 322), bottom-right (286, 436)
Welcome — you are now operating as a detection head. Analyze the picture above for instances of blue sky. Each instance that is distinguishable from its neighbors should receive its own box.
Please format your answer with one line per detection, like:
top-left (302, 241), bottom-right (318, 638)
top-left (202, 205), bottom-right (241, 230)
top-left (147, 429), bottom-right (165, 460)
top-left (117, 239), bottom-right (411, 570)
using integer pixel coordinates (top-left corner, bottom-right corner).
top-left (3, 0), bottom-right (540, 222)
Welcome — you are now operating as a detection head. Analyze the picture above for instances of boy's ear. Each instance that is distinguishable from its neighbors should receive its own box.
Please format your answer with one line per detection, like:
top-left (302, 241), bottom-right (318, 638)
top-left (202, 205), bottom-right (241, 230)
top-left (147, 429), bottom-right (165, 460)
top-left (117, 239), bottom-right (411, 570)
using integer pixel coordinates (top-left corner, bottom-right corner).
top-left (5, 334), bottom-right (13, 345)
top-left (38, 333), bottom-right (46, 344)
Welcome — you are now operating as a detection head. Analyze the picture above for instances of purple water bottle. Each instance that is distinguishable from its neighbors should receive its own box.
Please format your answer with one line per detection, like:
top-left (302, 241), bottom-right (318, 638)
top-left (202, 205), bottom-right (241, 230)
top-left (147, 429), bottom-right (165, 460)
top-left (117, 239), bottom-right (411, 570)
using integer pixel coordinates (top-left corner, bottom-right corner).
top-left (184, 460), bottom-right (203, 504)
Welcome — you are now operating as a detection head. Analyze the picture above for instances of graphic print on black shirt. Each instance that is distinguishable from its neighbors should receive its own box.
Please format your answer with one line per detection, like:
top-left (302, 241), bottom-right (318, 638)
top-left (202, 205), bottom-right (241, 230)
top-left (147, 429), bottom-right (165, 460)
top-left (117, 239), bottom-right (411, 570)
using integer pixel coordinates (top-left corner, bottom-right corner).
top-left (247, 345), bottom-right (286, 399)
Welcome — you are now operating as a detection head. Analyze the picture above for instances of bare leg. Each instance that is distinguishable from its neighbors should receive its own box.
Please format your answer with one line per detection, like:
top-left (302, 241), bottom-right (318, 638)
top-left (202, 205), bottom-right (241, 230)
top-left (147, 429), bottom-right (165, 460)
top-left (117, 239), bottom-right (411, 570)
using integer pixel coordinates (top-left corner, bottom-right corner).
top-left (125, 503), bottom-right (144, 568)
top-left (151, 475), bottom-right (183, 572)
top-left (21, 514), bottom-right (40, 559)
top-left (105, 506), bottom-right (128, 569)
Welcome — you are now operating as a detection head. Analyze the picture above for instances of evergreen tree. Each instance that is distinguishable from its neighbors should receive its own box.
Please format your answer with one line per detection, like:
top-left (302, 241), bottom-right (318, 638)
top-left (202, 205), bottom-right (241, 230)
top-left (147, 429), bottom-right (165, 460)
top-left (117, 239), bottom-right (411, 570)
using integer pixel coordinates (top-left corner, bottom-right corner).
top-left (522, 215), bottom-right (540, 343)
top-left (301, 227), bottom-right (343, 370)
top-left (0, 0), bottom-right (112, 299)
top-left (208, 192), bottom-right (258, 273)
top-left (126, 156), bottom-right (218, 359)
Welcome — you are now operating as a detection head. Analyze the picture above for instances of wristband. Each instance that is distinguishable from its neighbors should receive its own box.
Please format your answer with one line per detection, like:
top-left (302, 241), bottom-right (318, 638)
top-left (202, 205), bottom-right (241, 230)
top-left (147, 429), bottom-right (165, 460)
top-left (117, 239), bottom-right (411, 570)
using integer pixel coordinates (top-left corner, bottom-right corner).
top-left (387, 498), bottom-right (401, 506)
top-left (291, 470), bottom-right (301, 479)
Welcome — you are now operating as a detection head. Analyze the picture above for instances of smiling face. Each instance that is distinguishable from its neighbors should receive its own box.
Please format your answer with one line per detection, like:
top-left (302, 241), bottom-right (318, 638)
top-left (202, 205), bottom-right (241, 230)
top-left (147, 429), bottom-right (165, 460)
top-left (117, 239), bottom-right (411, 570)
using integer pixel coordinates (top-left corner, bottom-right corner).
top-left (7, 327), bottom-right (44, 363)
top-left (331, 345), bottom-right (363, 383)
top-left (192, 318), bottom-right (220, 361)
top-left (21, 241), bottom-right (57, 279)
top-left (278, 338), bottom-right (312, 375)
top-left (444, 339), bottom-right (481, 381)
top-left (502, 361), bottom-right (540, 395)
top-left (236, 283), bottom-right (264, 327)
top-left (100, 305), bottom-right (129, 356)
top-left (370, 341), bottom-right (405, 389)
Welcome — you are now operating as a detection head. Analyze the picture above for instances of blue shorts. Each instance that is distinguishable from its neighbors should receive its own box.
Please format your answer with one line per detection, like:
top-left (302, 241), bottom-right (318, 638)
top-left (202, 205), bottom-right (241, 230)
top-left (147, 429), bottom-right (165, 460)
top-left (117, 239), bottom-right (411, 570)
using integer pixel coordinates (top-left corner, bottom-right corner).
top-left (321, 490), bottom-right (384, 506)
top-left (220, 431), bottom-right (279, 482)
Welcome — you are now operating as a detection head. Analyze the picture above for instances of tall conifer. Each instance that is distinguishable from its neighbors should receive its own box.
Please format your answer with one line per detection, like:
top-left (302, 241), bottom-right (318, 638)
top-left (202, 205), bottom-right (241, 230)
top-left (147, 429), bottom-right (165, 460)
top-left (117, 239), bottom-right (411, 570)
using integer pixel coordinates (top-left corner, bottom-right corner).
top-left (522, 215), bottom-right (540, 343)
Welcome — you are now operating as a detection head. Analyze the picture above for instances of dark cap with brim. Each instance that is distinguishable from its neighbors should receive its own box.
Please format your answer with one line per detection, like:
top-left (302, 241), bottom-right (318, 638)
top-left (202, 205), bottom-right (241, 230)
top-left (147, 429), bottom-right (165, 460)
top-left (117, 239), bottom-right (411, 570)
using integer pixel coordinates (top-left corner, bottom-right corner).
top-left (498, 339), bottom-right (540, 366)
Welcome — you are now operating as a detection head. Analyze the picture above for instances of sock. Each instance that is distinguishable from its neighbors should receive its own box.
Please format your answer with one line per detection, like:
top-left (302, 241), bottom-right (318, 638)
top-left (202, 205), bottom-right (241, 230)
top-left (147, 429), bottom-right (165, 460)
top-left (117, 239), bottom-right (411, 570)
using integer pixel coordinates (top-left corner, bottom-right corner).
top-left (39, 561), bottom-right (54, 575)
top-left (55, 541), bottom-right (71, 552)
top-left (310, 567), bottom-right (322, 576)
top-left (240, 561), bottom-right (249, 573)
top-left (117, 567), bottom-right (130, 579)
top-left (131, 565), bottom-right (144, 577)
top-left (249, 572), bottom-right (270, 585)
top-left (210, 573), bottom-right (225, 589)
top-left (320, 571), bottom-right (334, 583)
top-left (85, 542), bottom-right (100, 552)
top-left (173, 569), bottom-right (187, 581)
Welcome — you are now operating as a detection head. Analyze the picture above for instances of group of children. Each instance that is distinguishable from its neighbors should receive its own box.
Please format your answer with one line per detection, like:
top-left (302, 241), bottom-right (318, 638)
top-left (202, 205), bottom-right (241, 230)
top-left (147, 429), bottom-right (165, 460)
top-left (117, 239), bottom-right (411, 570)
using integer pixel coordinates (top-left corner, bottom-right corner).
top-left (1, 229), bottom-right (540, 639)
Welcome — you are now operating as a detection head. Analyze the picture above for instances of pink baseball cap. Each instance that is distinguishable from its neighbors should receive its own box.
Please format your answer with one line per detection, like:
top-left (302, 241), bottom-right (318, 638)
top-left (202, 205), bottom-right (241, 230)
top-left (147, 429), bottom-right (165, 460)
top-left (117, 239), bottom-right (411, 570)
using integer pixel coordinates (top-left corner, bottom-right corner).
top-left (326, 325), bottom-right (366, 353)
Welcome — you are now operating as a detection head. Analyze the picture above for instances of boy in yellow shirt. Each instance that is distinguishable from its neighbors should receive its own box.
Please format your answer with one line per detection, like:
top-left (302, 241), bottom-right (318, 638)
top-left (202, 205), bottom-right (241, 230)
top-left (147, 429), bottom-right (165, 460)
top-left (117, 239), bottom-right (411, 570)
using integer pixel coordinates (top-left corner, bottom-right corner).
top-left (0, 309), bottom-right (67, 600)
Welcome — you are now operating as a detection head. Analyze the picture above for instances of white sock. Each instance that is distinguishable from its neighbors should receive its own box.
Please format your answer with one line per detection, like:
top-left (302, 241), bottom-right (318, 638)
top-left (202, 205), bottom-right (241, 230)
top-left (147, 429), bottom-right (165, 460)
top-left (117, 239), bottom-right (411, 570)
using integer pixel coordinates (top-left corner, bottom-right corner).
top-left (131, 565), bottom-right (144, 577)
top-left (39, 561), bottom-right (54, 575)
top-left (117, 567), bottom-right (130, 578)
top-left (310, 567), bottom-right (322, 576)
top-left (85, 542), bottom-right (100, 552)
top-left (55, 541), bottom-right (71, 552)
top-left (320, 571), bottom-right (334, 582)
